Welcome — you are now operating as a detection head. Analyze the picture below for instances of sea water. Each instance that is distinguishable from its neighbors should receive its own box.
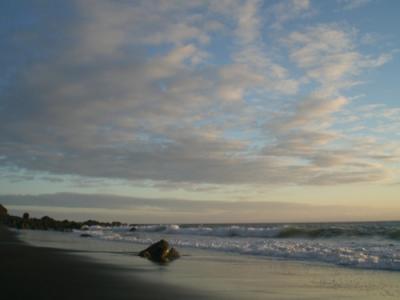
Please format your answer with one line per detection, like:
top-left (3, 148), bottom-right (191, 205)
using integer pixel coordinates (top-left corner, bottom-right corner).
top-left (73, 221), bottom-right (400, 271)
top-left (17, 224), bottom-right (400, 300)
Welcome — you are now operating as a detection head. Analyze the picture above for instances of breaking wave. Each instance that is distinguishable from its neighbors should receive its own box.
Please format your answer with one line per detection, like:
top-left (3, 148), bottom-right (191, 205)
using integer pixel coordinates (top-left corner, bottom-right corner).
top-left (73, 222), bottom-right (400, 271)
top-left (130, 223), bottom-right (400, 240)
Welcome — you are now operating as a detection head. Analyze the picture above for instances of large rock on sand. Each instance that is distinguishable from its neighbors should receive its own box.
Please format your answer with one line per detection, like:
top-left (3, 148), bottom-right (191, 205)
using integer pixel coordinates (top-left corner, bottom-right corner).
top-left (138, 239), bottom-right (180, 263)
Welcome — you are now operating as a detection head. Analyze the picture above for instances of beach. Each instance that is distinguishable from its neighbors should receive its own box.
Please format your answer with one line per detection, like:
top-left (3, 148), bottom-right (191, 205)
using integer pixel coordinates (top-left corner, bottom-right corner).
top-left (2, 1), bottom-right (400, 299)
top-left (0, 226), bottom-right (211, 300)
top-left (3, 226), bottom-right (400, 300)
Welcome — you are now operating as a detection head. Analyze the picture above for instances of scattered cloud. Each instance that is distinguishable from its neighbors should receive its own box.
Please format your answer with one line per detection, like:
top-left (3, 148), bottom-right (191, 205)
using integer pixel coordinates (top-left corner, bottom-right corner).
top-left (0, 0), bottom-right (398, 191)
top-left (284, 24), bottom-right (391, 96)
top-left (338, 0), bottom-right (373, 11)
top-left (270, 0), bottom-right (315, 29)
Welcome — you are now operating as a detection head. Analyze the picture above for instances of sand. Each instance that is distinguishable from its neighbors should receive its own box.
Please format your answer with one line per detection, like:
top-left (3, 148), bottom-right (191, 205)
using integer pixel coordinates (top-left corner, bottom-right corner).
top-left (4, 227), bottom-right (400, 300)
top-left (0, 226), bottom-right (214, 300)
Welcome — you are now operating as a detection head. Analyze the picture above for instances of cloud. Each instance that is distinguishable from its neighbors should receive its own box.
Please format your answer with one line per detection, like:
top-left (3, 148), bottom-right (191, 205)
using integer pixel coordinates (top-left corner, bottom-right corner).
top-left (219, 0), bottom-right (300, 101)
top-left (338, 0), bottom-right (373, 10)
top-left (284, 24), bottom-right (391, 95)
top-left (271, 95), bottom-right (348, 131)
top-left (0, 0), bottom-right (397, 189)
top-left (235, 0), bottom-right (262, 44)
top-left (270, 0), bottom-right (314, 29)
top-left (2, 193), bottom-right (399, 223)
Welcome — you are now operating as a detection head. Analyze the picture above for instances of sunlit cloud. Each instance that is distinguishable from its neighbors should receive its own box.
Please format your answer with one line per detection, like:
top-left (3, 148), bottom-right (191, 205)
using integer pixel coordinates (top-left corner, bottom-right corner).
top-left (0, 0), bottom-right (398, 195)
top-left (337, 0), bottom-right (373, 11)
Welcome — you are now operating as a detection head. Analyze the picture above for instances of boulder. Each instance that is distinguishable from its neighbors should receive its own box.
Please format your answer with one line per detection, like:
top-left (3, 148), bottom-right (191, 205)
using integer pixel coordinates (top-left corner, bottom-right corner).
top-left (80, 233), bottom-right (92, 238)
top-left (138, 239), bottom-right (180, 263)
top-left (40, 216), bottom-right (56, 230)
top-left (0, 204), bottom-right (8, 223)
top-left (167, 247), bottom-right (180, 260)
top-left (0, 204), bottom-right (7, 216)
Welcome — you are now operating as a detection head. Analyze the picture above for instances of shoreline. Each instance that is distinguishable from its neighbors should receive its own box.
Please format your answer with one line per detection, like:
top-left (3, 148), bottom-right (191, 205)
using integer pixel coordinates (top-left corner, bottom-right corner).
top-left (0, 226), bottom-right (214, 300)
top-left (5, 227), bottom-right (400, 299)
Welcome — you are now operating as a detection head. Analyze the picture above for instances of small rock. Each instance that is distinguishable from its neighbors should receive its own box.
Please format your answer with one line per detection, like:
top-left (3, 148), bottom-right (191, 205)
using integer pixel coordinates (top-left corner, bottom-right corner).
top-left (80, 233), bottom-right (92, 238)
top-left (138, 239), bottom-right (180, 263)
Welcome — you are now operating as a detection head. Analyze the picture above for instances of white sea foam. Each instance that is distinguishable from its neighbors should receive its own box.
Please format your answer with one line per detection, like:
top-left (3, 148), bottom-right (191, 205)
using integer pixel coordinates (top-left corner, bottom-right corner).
top-left (73, 223), bottom-right (400, 271)
top-left (129, 223), bottom-right (400, 240)
top-left (132, 224), bottom-right (281, 237)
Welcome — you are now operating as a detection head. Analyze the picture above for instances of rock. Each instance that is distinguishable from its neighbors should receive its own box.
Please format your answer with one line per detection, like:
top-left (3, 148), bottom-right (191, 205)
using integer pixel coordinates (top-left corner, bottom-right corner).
top-left (167, 247), bottom-right (180, 260)
top-left (21, 212), bottom-right (31, 228)
top-left (129, 226), bottom-right (136, 232)
top-left (138, 239), bottom-right (180, 263)
top-left (82, 220), bottom-right (101, 227)
top-left (80, 233), bottom-right (92, 238)
top-left (40, 216), bottom-right (56, 230)
top-left (0, 204), bottom-right (8, 216)
top-left (0, 204), bottom-right (8, 223)
top-left (1, 210), bottom-right (118, 232)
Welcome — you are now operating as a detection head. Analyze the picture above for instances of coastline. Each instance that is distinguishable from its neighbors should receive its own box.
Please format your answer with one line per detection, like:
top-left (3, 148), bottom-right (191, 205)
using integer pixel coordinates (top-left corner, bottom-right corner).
top-left (0, 226), bottom-right (213, 300)
top-left (4, 226), bottom-right (400, 299)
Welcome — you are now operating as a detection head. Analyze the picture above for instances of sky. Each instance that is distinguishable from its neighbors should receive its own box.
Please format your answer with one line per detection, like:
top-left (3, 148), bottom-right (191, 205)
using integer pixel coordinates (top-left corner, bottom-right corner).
top-left (0, 0), bottom-right (399, 223)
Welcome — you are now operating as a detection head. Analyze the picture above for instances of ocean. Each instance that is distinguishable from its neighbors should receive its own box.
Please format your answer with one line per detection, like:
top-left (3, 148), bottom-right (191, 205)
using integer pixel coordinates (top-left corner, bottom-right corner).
top-left (74, 221), bottom-right (400, 271)
top-left (17, 222), bottom-right (400, 299)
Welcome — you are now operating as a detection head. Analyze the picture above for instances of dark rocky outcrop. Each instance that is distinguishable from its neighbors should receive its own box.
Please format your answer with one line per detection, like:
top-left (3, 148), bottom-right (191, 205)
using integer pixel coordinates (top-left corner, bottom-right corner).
top-left (0, 205), bottom-right (129, 232)
top-left (80, 233), bottom-right (92, 238)
top-left (0, 204), bottom-right (8, 223)
top-left (0, 204), bottom-right (8, 216)
top-left (138, 239), bottom-right (180, 263)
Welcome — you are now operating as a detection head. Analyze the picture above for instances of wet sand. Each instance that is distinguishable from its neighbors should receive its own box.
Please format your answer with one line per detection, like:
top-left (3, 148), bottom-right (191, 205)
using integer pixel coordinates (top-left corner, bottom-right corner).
top-left (0, 226), bottom-right (212, 300)
top-left (4, 227), bottom-right (400, 300)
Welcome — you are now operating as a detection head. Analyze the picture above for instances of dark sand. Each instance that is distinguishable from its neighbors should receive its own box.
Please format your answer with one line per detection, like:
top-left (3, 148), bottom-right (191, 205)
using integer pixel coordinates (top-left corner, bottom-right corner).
top-left (0, 226), bottom-right (213, 300)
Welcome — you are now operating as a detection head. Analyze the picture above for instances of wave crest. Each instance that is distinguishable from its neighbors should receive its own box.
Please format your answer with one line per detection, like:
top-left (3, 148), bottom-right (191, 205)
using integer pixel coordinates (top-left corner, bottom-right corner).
top-left (131, 223), bottom-right (400, 240)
